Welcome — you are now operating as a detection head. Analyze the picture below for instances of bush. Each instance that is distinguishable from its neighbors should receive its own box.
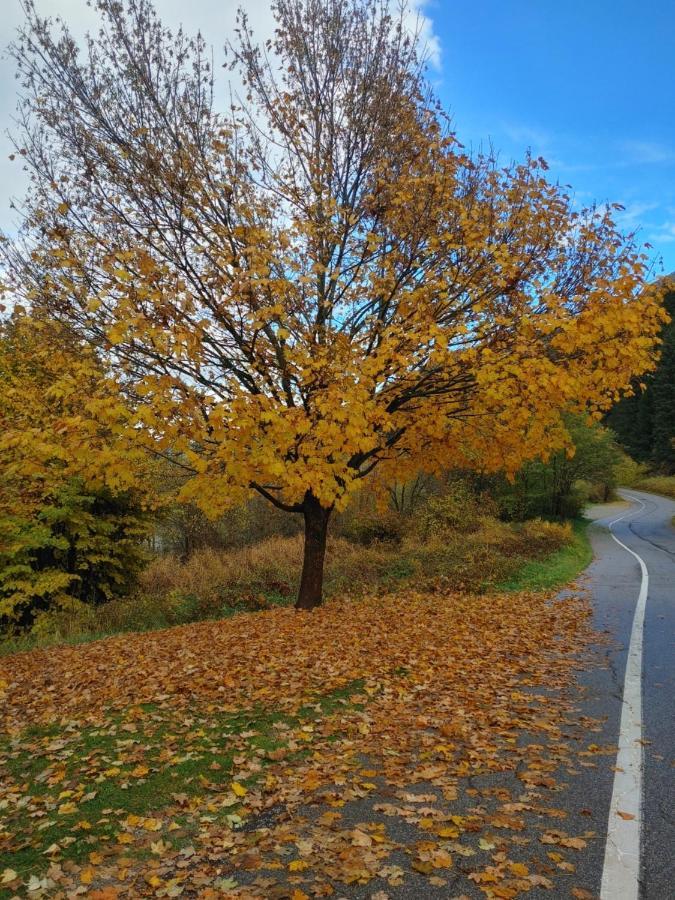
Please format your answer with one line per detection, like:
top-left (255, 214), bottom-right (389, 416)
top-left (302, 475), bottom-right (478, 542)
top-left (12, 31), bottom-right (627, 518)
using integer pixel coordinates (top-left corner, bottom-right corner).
top-left (629, 475), bottom-right (675, 499)
top-left (0, 480), bottom-right (148, 632)
top-left (417, 482), bottom-right (498, 538)
top-left (496, 418), bottom-right (622, 519)
top-left (338, 509), bottom-right (405, 546)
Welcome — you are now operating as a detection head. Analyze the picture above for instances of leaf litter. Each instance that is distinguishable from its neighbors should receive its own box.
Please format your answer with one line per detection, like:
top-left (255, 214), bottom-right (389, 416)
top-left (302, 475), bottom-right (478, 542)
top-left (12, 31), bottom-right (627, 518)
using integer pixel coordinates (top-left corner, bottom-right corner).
top-left (0, 589), bottom-right (604, 897)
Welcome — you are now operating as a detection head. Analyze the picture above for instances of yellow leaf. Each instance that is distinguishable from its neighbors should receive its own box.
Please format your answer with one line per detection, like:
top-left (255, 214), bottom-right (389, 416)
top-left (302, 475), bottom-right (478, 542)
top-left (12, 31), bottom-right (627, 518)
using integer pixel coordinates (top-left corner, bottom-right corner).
top-left (288, 860), bottom-right (309, 872)
top-left (58, 802), bottom-right (77, 815)
top-left (231, 781), bottom-right (247, 797)
top-left (510, 862), bottom-right (529, 877)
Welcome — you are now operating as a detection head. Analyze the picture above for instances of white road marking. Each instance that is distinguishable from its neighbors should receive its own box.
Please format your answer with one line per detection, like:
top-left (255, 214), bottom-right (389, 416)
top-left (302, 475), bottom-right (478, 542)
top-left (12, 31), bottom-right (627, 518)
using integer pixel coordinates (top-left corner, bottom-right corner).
top-left (600, 494), bottom-right (648, 900)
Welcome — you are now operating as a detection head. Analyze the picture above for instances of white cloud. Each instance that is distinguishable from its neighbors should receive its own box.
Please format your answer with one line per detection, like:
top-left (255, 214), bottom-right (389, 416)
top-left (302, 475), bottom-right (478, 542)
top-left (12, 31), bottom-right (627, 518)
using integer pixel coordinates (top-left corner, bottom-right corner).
top-left (648, 221), bottom-right (675, 244)
top-left (501, 123), bottom-right (551, 150)
top-left (0, 0), bottom-right (441, 233)
top-left (620, 139), bottom-right (674, 165)
top-left (406, 1), bottom-right (441, 70)
top-left (614, 201), bottom-right (659, 230)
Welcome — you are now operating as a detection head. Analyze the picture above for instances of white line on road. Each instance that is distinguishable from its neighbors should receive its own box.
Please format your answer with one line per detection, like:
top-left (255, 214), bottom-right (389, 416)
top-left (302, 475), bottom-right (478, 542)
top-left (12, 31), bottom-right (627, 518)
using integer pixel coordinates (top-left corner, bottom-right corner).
top-left (600, 494), bottom-right (648, 900)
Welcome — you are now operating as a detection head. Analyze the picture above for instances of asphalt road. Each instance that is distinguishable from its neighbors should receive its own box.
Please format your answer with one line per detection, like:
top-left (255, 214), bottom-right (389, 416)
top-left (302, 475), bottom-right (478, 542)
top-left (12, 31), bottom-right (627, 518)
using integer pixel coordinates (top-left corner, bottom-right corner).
top-left (582, 489), bottom-right (675, 900)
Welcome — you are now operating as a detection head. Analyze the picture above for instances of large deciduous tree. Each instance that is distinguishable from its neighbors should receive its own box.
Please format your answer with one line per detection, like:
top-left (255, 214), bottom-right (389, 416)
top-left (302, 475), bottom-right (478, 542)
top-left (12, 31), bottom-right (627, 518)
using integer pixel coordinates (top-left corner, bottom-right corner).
top-left (1, 0), bottom-right (667, 608)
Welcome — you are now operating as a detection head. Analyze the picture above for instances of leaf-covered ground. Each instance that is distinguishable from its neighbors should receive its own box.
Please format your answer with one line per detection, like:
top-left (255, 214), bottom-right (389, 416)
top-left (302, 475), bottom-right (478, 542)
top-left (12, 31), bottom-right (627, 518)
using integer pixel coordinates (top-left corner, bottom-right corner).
top-left (0, 590), bottom-right (605, 899)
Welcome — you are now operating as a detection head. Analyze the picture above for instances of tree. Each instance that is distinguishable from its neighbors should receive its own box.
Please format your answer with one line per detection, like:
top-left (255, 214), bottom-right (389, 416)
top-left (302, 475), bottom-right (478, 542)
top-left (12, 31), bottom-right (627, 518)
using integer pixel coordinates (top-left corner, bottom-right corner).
top-left (0, 314), bottom-right (149, 630)
top-left (496, 417), bottom-right (624, 520)
top-left (606, 279), bottom-right (674, 472)
top-left (1, 0), bottom-right (667, 609)
top-left (0, 478), bottom-right (148, 632)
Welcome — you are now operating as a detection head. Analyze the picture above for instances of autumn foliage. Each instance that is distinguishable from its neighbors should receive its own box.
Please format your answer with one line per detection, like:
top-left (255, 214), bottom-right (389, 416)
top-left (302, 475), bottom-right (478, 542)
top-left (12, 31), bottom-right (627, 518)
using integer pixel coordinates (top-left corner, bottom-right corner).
top-left (0, 317), bottom-right (149, 629)
top-left (0, 0), bottom-right (668, 608)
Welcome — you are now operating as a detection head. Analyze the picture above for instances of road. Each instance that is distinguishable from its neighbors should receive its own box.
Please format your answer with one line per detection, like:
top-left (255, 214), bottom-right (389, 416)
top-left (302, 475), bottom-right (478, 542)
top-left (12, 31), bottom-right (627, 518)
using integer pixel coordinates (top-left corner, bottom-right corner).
top-left (580, 489), bottom-right (675, 899)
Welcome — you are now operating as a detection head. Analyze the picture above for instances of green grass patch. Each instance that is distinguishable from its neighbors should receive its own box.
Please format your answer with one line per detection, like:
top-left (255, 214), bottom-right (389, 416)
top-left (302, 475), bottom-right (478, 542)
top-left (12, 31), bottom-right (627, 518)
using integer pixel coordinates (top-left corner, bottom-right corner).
top-left (495, 519), bottom-right (592, 592)
top-left (0, 680), bottom-right (365, 886)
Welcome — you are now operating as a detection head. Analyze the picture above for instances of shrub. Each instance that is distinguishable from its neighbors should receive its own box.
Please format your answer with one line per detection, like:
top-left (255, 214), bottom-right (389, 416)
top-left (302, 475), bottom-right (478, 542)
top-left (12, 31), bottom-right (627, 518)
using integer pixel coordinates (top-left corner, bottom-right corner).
top-left (630, 475), bottom-right (675, 499)
top-left (338, 509), bottom-right (405, 546)
top-left (417, 482), bottom-right (498, 538)
top-left (0, 480), bottom-right (148, 632)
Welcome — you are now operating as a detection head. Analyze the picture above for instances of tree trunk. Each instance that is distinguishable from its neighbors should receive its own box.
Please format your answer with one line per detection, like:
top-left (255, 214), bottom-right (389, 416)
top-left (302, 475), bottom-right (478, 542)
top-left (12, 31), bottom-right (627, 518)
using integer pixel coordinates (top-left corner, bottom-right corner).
top-left (296, 492), bottom-right (332, 610)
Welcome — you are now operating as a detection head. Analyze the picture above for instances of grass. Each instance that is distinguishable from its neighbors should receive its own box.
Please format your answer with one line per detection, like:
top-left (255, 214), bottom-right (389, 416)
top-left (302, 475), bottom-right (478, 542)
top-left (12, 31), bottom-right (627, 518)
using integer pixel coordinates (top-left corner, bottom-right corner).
top-left (628, 474), bottom-right (675, 500)
top-left (0, 680), bottom-right (366, 887)
top-left (495, 519), bottom-right (592, 592)
top-left (0, 517), bottom-right (575, 657)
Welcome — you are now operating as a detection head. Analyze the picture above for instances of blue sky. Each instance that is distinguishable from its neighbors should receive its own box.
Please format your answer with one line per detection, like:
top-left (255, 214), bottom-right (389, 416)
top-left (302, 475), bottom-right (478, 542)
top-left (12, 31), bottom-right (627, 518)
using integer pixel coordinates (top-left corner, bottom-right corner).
top-left (428, 0), bottom-right (675, 274)
top-left (1, 0), bottom-right (673, 272)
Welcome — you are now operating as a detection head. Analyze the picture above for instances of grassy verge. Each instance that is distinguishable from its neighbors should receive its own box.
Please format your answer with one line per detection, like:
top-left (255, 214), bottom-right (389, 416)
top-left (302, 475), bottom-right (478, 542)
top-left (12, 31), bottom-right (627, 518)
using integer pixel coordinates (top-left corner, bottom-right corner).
top-left (495, 519), bottom-right (592, 592)
top-left (1, 517), bottom-right (572, 656)
top-left (628, 474), bottom-right (675, 499)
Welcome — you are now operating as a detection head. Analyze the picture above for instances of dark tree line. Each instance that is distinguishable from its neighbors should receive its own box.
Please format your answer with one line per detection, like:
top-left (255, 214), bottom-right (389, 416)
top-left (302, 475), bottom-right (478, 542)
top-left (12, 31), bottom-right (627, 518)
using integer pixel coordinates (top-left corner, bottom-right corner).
top-left (606, 281), bottom-right (675, 473)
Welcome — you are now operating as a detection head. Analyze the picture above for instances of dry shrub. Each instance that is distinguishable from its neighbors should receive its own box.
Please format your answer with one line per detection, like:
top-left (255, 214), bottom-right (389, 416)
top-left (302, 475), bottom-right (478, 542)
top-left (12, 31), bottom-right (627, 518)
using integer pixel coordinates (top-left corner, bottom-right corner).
top-left (140, 535), bottom-right (305, 614)
top-left (139, 535), bottom-right (401, 617)
top-left (631, 475), bottom-right (675, 499)
top-left (6, 509), bottom-right (572, 647)
top-left (137, 516), bottom-right (571, 619)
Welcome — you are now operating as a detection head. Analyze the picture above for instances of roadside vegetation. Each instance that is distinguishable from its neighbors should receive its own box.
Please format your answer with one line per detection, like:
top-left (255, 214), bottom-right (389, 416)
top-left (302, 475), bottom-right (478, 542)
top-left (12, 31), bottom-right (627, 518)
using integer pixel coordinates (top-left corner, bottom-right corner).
top-left (496, 520), bottom-right (593, 593)
top-left (623, 474), bottom-right (675, 500)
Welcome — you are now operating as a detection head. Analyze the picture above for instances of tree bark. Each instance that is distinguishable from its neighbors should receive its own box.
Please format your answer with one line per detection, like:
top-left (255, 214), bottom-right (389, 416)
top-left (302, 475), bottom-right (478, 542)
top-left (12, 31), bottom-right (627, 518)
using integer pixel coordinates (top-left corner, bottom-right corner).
top-left (296, 492), bottom-right (332, 610)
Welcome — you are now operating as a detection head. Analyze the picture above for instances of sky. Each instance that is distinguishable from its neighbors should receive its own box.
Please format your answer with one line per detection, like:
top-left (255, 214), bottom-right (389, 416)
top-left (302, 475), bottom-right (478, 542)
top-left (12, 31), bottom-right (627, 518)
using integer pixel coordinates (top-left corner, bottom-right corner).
top-left (0, 0), bottom-right (673, 273)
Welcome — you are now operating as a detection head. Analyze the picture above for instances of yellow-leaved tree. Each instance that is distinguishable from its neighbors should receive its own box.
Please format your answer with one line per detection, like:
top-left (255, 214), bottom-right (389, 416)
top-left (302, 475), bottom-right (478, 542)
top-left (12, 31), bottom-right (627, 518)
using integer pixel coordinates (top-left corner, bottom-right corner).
top-left (1, 0), bottom-right (667, 608)
top-left (0, 314), bottom-right (149, 628)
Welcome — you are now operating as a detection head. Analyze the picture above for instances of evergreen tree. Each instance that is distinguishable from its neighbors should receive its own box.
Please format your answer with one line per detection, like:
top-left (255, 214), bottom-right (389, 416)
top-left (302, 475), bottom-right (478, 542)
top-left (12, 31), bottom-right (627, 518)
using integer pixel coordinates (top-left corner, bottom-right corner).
top-left (607, 282), bottom-right (675, 473)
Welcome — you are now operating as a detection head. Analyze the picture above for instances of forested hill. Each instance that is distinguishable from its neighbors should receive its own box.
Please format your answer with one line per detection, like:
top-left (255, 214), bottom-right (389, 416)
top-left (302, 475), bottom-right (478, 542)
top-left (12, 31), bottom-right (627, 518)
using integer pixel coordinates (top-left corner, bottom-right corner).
top-left (606, 279), bottom-right (675, 473)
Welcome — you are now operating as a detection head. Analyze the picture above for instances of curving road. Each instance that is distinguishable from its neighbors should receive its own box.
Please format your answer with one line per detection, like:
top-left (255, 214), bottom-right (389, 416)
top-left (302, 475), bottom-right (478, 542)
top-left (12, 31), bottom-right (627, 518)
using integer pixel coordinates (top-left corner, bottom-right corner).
top-left (582, 489), bottom-right (675, 899)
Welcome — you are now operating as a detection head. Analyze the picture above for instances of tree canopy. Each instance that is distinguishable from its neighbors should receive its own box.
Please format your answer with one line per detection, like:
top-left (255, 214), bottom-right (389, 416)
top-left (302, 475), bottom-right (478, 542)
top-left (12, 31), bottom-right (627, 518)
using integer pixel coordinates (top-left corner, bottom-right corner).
top-left (0, 0), bottom-right (668, 607)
